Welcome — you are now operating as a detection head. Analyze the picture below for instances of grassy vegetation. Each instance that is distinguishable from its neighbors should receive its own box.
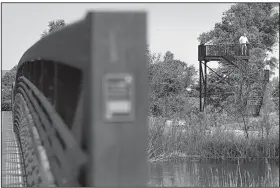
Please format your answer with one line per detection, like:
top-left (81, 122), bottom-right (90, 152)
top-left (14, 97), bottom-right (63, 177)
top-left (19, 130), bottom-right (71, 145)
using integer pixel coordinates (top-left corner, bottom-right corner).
top-left (149, 159), bottom-right (278, 187)
top-left (1, 100), bottom-right (12, 111)
top-left (148, 112), bottom-right (279, 162)
top-left (2, 66), bottom-right (16, 111)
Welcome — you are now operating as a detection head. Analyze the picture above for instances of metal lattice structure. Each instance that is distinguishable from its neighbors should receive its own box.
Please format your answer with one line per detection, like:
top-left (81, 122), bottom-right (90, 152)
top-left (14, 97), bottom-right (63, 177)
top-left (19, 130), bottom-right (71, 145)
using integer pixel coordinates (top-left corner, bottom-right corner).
top-left (2, 112), bottom-right (26, 187)
top-left (198, 43), bottom-right (269, 117)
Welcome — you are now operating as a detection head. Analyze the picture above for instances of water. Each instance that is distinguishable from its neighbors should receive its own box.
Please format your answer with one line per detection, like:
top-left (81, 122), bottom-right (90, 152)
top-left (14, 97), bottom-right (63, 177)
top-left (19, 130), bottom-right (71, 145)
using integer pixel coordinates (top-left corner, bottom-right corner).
top-left (148, 159), bottom-right (279, 187)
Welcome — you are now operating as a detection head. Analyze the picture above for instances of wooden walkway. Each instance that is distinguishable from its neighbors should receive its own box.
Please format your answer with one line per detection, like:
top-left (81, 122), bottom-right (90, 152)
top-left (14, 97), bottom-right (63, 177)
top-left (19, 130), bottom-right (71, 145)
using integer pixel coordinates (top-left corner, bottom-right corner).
top-left (2, 111), bottom-right (26, 187)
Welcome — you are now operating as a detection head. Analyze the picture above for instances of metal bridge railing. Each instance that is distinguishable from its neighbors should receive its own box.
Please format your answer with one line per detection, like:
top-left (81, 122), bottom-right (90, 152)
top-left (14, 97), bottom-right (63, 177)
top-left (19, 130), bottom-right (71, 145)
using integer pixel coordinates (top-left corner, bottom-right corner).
top-left (14, 76), bottom-right (87, 186)
top-left (11, 11), bottom-right (148, 187)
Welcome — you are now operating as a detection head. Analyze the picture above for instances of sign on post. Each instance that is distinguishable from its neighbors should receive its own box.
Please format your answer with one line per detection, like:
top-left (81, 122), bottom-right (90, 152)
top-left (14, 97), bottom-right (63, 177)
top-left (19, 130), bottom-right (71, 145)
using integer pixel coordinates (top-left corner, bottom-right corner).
top-left (103, 73), bottom-right (135, 122)
top-left (83, 12), bottom-right (148, 187)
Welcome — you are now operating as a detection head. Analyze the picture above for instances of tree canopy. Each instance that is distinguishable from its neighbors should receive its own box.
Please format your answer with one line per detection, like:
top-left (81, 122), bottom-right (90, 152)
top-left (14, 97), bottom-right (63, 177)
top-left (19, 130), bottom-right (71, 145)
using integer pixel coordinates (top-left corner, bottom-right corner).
top-left (41, 19), bottom-right (66, 38)
top-left (148, 51), bottom-right (197, 118)
top-left (198, 3), bottom-right (279, 117)
top-left (198, 3), bottom-right (279, 52)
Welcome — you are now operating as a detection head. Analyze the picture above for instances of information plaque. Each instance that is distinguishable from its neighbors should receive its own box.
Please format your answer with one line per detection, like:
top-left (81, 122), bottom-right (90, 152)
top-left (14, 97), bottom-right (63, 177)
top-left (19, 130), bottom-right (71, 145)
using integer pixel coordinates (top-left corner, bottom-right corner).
top-left (103, 73), bottom-right (135, 122)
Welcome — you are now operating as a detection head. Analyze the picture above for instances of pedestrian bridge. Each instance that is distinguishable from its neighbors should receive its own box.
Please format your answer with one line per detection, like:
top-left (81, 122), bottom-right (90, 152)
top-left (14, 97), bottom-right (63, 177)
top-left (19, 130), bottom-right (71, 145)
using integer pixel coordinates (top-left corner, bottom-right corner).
top-left (2, 12), bottom-right (148, 187)
top-left (2, 11), bottom-right (270, 187)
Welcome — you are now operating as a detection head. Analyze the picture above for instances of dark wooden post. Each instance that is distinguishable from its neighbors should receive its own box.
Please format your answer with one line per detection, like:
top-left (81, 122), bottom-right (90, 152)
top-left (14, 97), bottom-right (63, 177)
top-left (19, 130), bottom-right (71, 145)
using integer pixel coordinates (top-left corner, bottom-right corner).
top-left (204, 61), bottom-right (207, 109)
top-left (204, 61), bottom-right (208, 127)
top-left (199, 61), bottom-right (202, 112)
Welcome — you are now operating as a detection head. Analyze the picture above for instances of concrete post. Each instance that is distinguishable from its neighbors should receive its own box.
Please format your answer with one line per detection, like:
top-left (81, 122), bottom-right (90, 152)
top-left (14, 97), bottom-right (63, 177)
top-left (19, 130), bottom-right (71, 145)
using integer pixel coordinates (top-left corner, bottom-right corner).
top-left (83, 12), bottom-right (148, 187)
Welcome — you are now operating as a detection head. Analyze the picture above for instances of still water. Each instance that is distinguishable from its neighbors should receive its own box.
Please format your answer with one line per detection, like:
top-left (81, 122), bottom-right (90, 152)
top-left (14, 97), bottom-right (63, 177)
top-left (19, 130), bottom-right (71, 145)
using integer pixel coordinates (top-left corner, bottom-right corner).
top-left (148, 159), bottom-right (279, 187)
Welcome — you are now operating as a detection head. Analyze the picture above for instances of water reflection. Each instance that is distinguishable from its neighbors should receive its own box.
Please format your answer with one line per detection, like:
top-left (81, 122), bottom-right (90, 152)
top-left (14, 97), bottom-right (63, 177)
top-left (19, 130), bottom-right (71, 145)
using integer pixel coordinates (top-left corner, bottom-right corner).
top-left (148, 159), bottom-right (279, 187)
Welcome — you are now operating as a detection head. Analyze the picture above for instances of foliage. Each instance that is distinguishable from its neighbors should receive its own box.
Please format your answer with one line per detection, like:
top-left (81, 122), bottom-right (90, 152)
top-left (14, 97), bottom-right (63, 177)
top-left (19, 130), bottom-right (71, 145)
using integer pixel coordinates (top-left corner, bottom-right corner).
top-left (2, 65), bottom-right (17, 102)
top-left (2, 65), bottom-right (17, 88)
top-left (41, 19), bottom-right (66, 38)
top-left (1, 100), bottom-right (12, 111)
top-left (198, 3), bottom-right (279, 52)
top-left (148, 51), bottom-right (197, 118)
top-left (198, 3), bottom-right (279, 93)
top-left (271, 77), bottom-right (279, 112)
top-left (147, 45), bottom-right (161, 64)
top-left (148, 114), bottom-right (279, 161)
top-left (198, 3), bottom-right (279, 119)
top-left (2, 87), bottom-right (12, 102)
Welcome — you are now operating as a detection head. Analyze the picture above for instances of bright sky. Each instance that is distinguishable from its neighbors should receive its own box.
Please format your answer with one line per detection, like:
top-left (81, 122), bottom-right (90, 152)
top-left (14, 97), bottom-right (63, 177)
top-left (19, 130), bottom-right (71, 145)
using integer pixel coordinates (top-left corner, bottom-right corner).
top-left (1, 3), bottom-right (279, 77)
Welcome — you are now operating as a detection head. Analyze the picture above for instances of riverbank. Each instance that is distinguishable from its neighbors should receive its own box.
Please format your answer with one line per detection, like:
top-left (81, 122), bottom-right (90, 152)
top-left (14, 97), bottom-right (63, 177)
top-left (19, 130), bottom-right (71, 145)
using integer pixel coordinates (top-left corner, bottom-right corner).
top-left (148, 114), bottom-right (279, 163)
top-left (148, 157), bottom-right (279, 187)
top-left (149, 151), bottom-right (279, 163)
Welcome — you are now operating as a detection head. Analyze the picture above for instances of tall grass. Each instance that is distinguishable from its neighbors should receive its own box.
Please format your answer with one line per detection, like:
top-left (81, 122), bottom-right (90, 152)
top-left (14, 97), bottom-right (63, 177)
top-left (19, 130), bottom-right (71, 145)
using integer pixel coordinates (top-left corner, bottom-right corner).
top-left (148, 114), bottom-right (279, 162)
top-left (204, 159), bottom-right (278, 187)
top-left (148, 158), bottom-right (278, 187)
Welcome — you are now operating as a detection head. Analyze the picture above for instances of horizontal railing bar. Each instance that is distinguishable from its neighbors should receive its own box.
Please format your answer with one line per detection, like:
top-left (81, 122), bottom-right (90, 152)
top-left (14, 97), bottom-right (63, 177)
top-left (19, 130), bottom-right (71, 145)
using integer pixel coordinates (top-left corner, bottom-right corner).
top-left (1, 145), bottom-right (20, 147)
top-left (2, 167), bottom-right (22, 172)
top-left (3, 161), bottom-right (23, 164)
top-left (1, 151), bottom-right (20, 154)
top-left (1, 183), bottom-right (25, 186)
top-left (2, 173), bottom-right (25, 177)
top-left (203, 43), bottom-right (254, 46)
top-left (2, 158), bottom-right (23, 161)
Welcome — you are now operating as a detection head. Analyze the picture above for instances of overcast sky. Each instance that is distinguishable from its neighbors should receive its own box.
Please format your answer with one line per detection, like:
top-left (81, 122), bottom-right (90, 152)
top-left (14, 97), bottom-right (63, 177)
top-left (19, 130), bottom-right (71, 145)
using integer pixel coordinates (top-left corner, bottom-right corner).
top-left (1, 3), bottom-right (279, 77)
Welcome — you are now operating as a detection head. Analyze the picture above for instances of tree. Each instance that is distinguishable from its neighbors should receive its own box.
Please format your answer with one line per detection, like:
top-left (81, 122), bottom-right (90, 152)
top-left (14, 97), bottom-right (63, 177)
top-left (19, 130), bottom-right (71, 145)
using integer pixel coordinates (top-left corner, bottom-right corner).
top-left (41, 19), bottom-right (66, 38)
top-left (198, 3), bottom-right (279, 110)
top-left (198, 3), bottom-right (279, 75)
top-left (2, 65), bottom-right (17, 88)
top-left (198, 3), bottom-right (279, 52)
top-left (2, 65), bottom-right (17, 101)
top-left (163, 51), bottom-right (174, 62)
top-left (148, 51), bottom-right (197, 118)
top-left (146, 45), bottom-right (161, 65)
top-left (197, 3), bottom-right (279, 138)
top-left (271, 77), bottom-right (279, 112)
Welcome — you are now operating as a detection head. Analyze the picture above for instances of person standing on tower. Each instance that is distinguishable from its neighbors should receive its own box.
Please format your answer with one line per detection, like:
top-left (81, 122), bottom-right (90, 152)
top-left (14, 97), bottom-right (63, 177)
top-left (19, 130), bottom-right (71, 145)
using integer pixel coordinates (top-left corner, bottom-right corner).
top-left (239, 33), bottom-right (249, 56)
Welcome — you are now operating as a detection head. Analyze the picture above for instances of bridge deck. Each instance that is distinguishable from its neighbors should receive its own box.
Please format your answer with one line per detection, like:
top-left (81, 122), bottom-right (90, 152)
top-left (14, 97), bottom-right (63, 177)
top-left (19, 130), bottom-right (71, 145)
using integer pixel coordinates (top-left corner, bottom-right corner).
top-left (2, 111), bottom-right (26, 187)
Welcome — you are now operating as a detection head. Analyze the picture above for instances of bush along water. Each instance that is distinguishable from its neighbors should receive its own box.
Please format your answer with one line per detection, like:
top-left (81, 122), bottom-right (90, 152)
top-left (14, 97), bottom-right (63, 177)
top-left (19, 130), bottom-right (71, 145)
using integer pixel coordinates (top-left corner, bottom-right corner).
top-left (2, 100), bottom-right (12, 111)
top-left (148, 113), bottom-right (279, 162)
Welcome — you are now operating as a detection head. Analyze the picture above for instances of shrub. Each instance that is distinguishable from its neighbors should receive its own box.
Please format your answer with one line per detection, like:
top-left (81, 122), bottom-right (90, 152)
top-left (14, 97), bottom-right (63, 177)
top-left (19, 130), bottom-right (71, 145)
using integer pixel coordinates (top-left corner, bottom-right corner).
top-left (2, 100), bottom-right (12, 111)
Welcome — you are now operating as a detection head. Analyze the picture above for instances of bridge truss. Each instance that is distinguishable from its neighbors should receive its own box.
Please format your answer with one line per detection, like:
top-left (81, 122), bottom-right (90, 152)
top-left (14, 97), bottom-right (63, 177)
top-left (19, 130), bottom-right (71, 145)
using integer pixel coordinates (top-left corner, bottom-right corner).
top-left (9, 12), bottom-right (149, 187)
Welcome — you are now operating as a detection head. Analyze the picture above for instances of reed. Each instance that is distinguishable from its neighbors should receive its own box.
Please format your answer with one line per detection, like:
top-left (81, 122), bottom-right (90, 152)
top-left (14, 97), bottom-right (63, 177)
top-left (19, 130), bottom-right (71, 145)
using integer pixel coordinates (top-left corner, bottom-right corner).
top-left (149, 160), bottom-right (278, 187)
top-left (148, 115), bottom-right (279, 162)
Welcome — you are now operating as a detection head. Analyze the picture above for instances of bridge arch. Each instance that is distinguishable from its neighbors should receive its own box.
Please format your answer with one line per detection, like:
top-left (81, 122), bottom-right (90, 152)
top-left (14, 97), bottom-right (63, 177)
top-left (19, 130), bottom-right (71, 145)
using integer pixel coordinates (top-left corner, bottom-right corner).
top-left (10, 11), bottom-right (149, 187)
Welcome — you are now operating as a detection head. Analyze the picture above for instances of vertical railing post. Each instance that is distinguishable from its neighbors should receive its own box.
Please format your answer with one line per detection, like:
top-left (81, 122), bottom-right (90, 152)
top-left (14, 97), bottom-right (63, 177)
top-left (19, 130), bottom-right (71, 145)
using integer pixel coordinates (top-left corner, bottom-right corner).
top-left (199, 61), bottom-right (202, 112)
top-left (204, 61), bottom-right (207, 109)
top-left (83, 12), bottom-right (148, 187)
top-left (204, 61), bottom-right (208, 125)
top-left (198, 44), bottom-right (205, 61)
